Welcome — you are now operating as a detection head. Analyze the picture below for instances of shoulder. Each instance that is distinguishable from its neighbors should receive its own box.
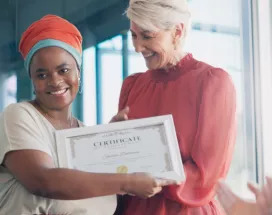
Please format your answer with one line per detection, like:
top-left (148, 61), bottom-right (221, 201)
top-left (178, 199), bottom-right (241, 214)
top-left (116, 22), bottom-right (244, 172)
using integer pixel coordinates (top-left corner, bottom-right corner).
top-left (0, 102), bottom-right (44, 134)
top-left (192, 60), bottom-right (234, 88)
top-left (120, 73), bottom-right (143, 95)
top-left (2, 102), bottom-right (37, 121)
top-left (122, 73), bottom-right (143, 86)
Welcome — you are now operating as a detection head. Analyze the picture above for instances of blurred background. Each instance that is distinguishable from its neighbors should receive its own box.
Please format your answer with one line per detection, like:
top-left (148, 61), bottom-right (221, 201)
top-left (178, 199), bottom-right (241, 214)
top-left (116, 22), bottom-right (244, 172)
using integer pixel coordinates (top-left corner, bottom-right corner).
top-left (0, 0), bottom-right (271, 199)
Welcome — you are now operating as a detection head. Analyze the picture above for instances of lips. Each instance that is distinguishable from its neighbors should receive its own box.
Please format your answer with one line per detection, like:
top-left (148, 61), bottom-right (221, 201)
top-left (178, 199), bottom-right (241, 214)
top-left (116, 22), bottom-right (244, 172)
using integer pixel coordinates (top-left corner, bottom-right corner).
top-left (48, 88), bottom-right (68, 96)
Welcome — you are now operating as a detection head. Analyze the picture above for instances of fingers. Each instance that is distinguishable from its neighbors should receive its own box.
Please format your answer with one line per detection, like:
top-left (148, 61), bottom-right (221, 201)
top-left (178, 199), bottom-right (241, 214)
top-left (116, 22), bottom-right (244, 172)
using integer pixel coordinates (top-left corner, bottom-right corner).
top-left (248, 178), bottom-right (272, 215)
top-left (266, 177), bottom-right (272, 192)
top-left (109, 106), bottom-right (137, 123)
top-left (216, 181), bottom-right (238, 214)
top-left (260, 181), bottom-right (272, 214)
top-left (153, 187), bottom-right (162, 194)
top-left (263, 184), bottom-right (272, 205)
top-left (248, 182), bottom-right (260, 197)
top-left (111, 106), bottom-right (129, 122)
top-left (119, 106), bottom-right (129, 116)
top-left (143, 187), bottom-right (162, 199)
top-left (155, 178), bottom-right (179, 187)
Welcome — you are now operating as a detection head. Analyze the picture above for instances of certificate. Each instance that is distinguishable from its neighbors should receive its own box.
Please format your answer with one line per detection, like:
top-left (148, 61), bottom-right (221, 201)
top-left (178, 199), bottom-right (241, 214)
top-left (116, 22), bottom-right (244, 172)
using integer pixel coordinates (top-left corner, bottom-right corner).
top-left (55, 115), bottom-right (185, 183)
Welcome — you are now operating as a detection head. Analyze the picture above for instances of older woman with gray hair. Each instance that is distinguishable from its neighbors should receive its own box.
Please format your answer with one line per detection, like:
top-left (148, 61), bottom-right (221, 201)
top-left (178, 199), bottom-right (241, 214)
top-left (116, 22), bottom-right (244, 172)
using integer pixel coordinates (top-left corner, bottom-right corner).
top-left (116, 0), bottom-right (237, 214)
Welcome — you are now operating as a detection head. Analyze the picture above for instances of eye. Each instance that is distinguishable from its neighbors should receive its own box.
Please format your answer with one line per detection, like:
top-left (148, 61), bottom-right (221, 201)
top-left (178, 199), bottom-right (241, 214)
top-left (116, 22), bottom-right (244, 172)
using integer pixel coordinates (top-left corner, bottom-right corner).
top-left (131, 33), bottom-right (136, 39)
top-left (37, 74), bottom-right (47, 79)
top-left (60, 68), bottom-right (70, 74)
top-left (143, 35), bottom-right (153, 40)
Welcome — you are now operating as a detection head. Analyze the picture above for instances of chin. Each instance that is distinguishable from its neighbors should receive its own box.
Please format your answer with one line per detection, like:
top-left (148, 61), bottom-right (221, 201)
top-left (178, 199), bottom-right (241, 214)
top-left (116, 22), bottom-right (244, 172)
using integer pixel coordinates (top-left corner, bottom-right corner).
top-left (49, 103), bottom-right (71, 110)
top-left (146, 62), bottom-right (159, 70)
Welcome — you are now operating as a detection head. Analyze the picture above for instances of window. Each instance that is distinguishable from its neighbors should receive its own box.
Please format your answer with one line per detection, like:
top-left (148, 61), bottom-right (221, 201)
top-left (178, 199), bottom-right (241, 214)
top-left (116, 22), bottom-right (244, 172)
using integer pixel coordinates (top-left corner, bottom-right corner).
top-left (3, 74), bottom-right (17, 108)
top-left (100, 52), bottom-right (122, 123)
top-left (186, 0), bottom-right (256, 198)
top-left (98, 35), bottom-right (123, 124)
top-left (83, 47), bottom-right (97, 126)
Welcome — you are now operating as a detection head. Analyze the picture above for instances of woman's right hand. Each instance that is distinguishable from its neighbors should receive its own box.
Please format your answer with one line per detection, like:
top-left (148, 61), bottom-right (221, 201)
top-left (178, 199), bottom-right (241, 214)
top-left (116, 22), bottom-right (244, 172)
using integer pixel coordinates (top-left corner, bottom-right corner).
top-left (110, 106), bottom-right (129, 123)
top-left (248, 177), bottom-right (272, 215)
top-left (216, 180), bottom-right (248, 215)
top-left (122, 173), bottom-right (179, 199)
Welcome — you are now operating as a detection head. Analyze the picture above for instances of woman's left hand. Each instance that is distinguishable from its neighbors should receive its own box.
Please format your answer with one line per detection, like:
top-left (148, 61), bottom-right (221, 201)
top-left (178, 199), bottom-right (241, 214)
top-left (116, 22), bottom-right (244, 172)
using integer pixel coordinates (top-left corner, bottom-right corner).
top-left (110, 106), bottom-right (129, 123)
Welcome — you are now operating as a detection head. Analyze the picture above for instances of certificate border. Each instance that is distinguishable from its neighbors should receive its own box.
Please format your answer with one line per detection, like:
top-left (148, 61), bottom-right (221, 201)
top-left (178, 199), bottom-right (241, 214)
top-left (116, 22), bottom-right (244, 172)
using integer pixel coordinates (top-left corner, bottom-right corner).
top-left (55, 115), bottom-right (185, 182)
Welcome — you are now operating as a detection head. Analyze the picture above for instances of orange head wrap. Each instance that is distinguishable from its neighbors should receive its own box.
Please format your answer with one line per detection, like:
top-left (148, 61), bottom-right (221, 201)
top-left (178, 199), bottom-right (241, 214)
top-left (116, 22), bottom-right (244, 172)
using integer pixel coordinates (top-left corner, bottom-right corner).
top-left (19, 14), bottom-right (83, 73)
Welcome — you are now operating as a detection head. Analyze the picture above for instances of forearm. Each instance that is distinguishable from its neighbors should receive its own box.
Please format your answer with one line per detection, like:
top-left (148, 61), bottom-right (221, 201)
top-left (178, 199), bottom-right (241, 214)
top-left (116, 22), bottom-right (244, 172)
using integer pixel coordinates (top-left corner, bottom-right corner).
top-left (35, 168), bottom-right (128, 200)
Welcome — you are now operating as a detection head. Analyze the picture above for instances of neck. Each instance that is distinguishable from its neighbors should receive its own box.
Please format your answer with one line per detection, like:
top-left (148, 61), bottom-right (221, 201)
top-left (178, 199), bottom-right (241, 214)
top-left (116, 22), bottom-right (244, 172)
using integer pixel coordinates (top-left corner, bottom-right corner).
top-left (33, 99), bottom-right (72, 122)
top-left (163, 51), bottom-right (187, 72)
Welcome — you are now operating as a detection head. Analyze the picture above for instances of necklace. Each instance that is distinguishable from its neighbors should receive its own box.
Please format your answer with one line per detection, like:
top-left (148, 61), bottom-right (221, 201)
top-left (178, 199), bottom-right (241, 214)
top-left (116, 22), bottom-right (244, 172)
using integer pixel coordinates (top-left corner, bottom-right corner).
top-left (34, 100), bottom-right (74, 130)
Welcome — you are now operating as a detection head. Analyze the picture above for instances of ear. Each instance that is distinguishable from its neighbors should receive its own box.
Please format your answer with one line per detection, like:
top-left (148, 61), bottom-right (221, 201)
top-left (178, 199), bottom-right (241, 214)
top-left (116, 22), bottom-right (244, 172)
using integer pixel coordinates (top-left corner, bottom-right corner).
top-left (76, 66), bottom-right (81, 79)
top-left (174, 23), bottom-right (184, 41)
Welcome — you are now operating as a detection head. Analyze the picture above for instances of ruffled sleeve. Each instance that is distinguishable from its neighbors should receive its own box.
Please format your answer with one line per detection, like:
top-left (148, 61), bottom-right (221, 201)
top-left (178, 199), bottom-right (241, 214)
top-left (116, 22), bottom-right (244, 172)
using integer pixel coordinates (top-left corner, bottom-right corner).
top-left (164, 68), bottom-right (237, 207)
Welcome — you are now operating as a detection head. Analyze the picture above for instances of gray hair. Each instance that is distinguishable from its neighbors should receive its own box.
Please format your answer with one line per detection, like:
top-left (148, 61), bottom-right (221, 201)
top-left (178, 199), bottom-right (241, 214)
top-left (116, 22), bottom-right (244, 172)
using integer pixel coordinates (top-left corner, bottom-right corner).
top-left (126, 0), bottom-right (191, 42)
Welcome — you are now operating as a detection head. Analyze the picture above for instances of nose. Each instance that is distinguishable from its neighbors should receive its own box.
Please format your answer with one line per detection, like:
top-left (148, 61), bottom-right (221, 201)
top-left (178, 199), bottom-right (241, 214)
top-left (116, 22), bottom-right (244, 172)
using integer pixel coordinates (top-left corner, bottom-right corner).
top-left (48, 74), bottom-right (63, 87)
top-left (133, 40), bottom-right (146, 53)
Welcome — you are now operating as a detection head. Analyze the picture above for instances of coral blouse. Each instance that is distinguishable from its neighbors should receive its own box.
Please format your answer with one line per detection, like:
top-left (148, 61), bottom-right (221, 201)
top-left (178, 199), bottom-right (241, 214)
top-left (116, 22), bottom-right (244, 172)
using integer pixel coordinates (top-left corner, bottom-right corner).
top-left (118, 54), bottom-right (236, 215)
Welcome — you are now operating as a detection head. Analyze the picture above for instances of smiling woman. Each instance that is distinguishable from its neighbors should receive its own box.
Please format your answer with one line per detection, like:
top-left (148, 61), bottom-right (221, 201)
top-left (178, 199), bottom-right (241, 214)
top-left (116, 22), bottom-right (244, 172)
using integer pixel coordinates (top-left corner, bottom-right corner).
top-left (0, 14), bottom-right (177, 215)
top-left (30, 47), bottom-right (80, 117)
top-left (116, 0), bottom-right (237, 214)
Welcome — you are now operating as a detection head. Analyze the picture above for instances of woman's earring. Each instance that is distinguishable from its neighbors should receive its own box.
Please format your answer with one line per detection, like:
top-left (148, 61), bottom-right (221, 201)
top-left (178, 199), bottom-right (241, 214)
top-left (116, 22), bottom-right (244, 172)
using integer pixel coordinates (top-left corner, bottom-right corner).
top-left (174, 40), bottom-right (179, 50)
top-left (78, 78), bottom-right (83, 94)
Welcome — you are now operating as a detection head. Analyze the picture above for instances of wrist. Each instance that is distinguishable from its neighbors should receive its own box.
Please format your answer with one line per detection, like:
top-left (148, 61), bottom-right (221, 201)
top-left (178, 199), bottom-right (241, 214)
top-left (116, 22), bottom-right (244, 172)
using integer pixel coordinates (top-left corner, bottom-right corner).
top-left (120, 173), bottom-right (133, 194)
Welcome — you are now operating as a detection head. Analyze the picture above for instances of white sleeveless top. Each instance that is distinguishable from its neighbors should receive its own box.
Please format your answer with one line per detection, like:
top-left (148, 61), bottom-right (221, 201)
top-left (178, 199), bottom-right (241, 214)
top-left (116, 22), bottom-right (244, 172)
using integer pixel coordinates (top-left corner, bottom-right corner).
top-left (0, 102), bottom-right (116, 215)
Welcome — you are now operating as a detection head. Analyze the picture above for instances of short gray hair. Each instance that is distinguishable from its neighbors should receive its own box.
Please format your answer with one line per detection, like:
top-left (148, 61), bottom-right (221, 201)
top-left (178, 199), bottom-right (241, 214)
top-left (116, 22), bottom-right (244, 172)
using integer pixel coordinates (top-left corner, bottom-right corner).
top-left (126, 0), bottom-right (191, 36)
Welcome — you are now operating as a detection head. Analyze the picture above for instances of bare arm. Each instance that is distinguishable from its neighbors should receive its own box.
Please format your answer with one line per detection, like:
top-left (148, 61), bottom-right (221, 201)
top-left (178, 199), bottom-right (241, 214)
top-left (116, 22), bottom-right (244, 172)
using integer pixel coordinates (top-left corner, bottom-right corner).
top-left (4, 150), bottom-right (174, 200)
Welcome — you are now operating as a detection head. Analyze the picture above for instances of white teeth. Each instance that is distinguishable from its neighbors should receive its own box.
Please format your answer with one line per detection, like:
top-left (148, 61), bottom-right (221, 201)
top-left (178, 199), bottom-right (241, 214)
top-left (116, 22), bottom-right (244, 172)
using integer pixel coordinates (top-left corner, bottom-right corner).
top-left (143, 53), bottom-right (154, 58)
top-left (50, 89), bottom-right (66, 95)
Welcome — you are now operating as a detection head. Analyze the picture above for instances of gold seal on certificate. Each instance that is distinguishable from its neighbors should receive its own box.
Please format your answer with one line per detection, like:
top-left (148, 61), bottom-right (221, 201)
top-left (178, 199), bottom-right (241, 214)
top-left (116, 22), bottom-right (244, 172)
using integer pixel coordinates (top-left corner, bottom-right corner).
top-left (55, 115), bottom-right (186, 183)
top-left (116, 165), bottom-right (128, 173)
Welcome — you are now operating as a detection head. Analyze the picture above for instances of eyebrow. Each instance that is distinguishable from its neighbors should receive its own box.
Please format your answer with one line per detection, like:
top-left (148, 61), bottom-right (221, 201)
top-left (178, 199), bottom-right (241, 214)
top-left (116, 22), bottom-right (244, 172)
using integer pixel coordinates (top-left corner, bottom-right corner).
top-left (35, 63), bottom-right (70, 73)
top-left (130, 29), bottom-right (152, 35)
top-left (56, 63), bottom-right (70, 70)
top-left (35, 68), bottom-right (48, 73)
top-left (142, 30), bottom-right (152, 34)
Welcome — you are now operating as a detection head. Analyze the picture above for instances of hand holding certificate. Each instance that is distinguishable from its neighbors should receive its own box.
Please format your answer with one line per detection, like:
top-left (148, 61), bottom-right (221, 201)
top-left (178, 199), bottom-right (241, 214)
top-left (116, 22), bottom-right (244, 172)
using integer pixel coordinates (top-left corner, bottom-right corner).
top-left (122, 172), bottom-right (179, 198)
top-left (55, 115), bottom-right (185, 184)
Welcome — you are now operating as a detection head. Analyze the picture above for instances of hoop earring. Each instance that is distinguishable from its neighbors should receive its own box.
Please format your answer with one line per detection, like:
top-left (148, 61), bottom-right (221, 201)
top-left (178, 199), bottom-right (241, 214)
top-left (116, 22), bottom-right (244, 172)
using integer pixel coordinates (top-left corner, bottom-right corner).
top-left (78, 79), bottom-right (83, 94)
